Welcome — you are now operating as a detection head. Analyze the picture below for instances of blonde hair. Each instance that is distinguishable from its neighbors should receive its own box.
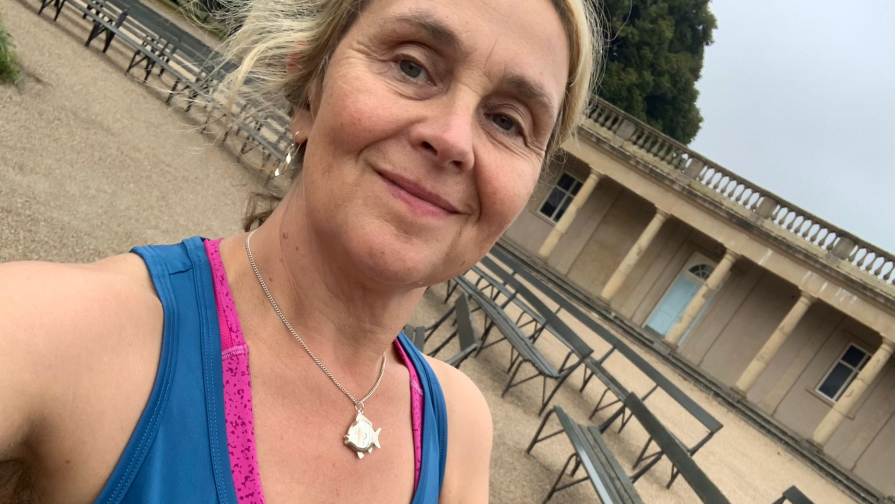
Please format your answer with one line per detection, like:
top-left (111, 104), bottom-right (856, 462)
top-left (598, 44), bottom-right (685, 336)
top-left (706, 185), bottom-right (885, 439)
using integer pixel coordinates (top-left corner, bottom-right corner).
top-left (214, 0), bottom-right (602, 230)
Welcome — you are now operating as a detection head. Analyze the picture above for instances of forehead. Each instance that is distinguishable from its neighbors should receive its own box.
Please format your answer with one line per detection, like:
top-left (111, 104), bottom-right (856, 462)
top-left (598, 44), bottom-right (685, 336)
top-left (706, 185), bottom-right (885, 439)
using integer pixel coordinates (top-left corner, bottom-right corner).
top-left (356, 0), bottom-right (571, 117)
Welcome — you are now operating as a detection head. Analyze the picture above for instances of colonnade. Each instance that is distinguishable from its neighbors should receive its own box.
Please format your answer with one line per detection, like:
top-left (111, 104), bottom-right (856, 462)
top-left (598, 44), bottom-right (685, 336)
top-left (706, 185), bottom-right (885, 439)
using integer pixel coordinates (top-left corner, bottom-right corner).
top-left (533, 168), bottom-right (895, 454)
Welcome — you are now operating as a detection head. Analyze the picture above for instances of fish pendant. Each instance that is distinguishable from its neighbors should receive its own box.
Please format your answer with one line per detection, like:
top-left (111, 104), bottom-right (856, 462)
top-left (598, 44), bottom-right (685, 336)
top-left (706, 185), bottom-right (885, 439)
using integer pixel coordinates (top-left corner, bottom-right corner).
top-left (344, 411), bottom-right (382, 459)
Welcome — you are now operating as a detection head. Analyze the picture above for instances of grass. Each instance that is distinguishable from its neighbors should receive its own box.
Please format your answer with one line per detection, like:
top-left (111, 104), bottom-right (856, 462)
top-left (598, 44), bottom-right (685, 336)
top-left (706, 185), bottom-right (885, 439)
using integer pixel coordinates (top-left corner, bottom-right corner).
top-left (0, 12), bottom-right (22, 86)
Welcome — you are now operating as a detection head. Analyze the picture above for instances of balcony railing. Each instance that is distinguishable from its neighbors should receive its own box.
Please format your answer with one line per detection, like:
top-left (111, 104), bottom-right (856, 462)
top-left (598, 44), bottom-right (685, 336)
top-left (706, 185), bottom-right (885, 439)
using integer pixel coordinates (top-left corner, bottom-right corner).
top-left (582, 100), bottom-right (895, 290)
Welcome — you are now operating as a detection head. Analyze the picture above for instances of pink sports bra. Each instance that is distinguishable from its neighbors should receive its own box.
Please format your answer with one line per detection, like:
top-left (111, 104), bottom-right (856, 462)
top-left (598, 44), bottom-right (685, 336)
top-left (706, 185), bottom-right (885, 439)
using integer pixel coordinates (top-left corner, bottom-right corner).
top-left (203, 238), bottom-right (425, 503)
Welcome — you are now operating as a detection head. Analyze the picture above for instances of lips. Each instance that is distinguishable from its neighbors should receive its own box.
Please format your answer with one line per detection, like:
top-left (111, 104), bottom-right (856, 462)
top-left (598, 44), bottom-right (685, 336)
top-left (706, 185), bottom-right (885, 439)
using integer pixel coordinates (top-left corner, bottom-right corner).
top-left (377, 170), bottom-right (460, 215)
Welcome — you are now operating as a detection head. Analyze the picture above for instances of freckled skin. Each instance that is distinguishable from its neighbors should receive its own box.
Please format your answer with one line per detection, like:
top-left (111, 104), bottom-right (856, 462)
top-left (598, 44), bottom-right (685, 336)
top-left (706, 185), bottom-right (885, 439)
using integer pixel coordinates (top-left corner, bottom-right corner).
top-left (296, 0), bottom-right (571, 289)
top-left (0, 0), bottom-right (573, 503)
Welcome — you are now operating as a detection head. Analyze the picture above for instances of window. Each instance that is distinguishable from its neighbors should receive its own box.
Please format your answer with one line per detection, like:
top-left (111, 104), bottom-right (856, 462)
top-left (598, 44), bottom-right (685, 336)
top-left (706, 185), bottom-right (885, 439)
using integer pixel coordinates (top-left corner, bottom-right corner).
top-left (688, 264), bottom-right (714, 280)
top-left (538, 172), bottom-right (583, 223)
top-left (816, 344), bottom-right (870, 401)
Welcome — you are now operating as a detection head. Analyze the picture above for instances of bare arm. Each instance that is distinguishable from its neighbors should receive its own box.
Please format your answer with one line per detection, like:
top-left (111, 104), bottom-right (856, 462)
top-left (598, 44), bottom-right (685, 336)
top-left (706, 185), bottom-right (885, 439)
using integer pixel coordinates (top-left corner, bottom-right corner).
top-left (0, 256), bottom-right (163, 502)
top-left (427, 359), bottom-right (493, 503)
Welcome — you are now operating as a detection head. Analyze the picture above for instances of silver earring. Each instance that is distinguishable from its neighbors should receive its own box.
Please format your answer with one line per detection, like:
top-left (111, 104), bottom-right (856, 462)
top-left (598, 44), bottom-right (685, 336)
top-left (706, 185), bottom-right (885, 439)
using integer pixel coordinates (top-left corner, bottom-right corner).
top-left (274, 130), bottom-right (301, 178)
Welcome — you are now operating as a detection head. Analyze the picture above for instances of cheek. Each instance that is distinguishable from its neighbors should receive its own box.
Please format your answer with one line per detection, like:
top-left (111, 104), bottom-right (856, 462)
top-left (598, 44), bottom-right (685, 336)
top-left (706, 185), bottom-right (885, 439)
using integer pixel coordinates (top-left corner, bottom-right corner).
top-left (479, 163), bottom-right (540, 232)
top-left (314, 66), bottom-right (392, 154)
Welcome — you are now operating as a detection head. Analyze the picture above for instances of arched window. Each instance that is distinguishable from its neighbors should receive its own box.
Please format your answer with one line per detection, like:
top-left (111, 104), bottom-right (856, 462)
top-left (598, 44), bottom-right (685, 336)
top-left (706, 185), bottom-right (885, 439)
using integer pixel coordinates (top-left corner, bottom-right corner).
top-left (688, 264), bottom-right (714, 281)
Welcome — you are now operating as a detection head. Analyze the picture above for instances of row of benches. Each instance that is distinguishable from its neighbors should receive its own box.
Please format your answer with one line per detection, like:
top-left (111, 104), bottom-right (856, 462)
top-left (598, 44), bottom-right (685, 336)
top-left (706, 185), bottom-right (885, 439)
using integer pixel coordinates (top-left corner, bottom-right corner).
top-left (36, 0), bottom-right (291, 171)
top-left (423, 246), bottom-right (815, 503)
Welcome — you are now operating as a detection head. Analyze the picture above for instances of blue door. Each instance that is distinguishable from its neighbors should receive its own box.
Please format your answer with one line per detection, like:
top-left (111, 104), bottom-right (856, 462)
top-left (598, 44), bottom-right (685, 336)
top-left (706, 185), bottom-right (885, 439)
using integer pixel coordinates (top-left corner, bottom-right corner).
top-left (646, 276), bottom-right (701, 336)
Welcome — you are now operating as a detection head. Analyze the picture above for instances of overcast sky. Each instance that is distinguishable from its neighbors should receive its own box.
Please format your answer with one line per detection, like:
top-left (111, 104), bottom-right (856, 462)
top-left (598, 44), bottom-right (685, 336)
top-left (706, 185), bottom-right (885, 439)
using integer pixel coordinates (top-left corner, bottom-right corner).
top-left (689, 0), bottom-right (895, 254)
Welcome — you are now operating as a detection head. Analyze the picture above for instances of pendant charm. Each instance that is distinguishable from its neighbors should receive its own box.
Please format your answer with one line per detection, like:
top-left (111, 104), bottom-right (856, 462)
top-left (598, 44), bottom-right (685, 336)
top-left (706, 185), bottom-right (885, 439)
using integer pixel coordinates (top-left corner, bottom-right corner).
top-left (344, 411), bottom-right (382, 459)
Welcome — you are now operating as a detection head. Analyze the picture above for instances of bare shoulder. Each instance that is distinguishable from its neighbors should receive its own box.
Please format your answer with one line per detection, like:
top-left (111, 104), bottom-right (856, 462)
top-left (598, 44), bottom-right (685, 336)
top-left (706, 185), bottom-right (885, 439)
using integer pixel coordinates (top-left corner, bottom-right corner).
top-left (424, 357), bottom-right (493, 503)
top-left (0, 253), bottom-right (164, 495)
top-left (0, 253), bottom-right (161, 348)
top-left (424, 357), bottom-right (492, 429)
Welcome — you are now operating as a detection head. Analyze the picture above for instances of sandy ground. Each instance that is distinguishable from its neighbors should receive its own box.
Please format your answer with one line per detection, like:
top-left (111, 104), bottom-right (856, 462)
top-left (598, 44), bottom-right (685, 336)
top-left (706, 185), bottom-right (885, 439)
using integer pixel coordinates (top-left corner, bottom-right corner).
top-left (0, 0), bottom-right (863, 502)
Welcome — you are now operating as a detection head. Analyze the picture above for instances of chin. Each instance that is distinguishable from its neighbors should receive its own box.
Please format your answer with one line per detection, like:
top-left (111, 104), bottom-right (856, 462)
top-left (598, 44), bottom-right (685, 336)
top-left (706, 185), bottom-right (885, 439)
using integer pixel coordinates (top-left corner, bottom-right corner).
top-left (342, 223), bottom-right (446, 288)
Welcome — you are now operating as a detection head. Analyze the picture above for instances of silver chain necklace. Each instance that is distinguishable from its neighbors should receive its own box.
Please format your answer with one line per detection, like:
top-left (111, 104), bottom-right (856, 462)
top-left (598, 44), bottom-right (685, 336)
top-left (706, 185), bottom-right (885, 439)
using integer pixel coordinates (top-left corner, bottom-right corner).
top-left (245, 229), bottom-right (385, 459)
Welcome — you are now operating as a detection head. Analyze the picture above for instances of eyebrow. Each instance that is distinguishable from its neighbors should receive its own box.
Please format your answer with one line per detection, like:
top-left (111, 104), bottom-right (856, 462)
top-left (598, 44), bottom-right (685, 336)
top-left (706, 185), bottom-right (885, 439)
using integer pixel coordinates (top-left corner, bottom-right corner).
top-left (501, 73), bottom-right (560, 124)
top-left (390, 11), bottom-right (468, 57)
top-left (388, 11), bottom-right (560, 121)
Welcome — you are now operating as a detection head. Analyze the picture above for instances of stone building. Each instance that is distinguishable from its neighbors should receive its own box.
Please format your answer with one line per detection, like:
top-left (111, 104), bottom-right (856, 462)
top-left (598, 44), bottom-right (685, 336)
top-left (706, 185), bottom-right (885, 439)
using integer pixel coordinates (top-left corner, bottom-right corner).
top-left (502, 100), bottom-right (895, 499)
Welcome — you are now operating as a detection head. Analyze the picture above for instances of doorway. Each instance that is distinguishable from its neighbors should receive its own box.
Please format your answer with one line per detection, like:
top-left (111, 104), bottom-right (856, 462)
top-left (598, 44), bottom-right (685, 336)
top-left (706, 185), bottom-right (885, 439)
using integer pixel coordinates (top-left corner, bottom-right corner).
top-left (646, 254), bottom-right (716, 342)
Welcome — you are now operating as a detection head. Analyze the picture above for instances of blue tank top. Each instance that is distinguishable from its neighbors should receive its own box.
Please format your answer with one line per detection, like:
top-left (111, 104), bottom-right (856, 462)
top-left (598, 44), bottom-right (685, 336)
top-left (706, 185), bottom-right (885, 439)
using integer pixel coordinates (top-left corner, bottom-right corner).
top-left (92, 236), bottom-right (448, 503)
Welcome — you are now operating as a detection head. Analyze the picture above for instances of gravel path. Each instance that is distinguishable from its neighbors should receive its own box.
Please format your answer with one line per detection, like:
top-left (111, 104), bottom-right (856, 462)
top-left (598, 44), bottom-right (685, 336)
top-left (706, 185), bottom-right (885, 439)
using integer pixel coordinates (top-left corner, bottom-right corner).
top-left (0, 0), bottom-right (862, 502)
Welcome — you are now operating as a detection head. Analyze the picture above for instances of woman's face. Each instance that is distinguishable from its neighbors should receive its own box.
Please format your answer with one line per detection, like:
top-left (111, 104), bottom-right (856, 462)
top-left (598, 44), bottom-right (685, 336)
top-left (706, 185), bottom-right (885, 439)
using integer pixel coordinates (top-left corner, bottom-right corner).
top-left (299, 0), bottom-right (570, 287)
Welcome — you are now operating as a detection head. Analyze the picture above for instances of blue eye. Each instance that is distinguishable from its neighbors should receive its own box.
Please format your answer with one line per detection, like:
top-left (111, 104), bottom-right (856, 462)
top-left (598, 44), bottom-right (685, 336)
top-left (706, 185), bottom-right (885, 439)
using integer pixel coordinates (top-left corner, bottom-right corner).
top-left (399, 59), bottom-right (424, 79)
top-left (493, 114), bottom-right (516, 132)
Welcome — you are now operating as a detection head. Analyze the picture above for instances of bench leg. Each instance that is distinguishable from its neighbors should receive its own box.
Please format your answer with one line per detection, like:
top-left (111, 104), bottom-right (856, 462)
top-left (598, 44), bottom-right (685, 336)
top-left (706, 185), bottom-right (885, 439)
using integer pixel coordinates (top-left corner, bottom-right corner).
top-left (102, 31), bottom-right (115, 54)
top-left (618, 407), bottom-right (634, 433)
top-left (38, 0), bottom-right (58, 16)
top-left (53, 0), bottom-right (67, 21)
top-left (579, 367), bottom-right (594, 393)
top-left (424, 306), bottom-right (455, 341)
top-left (543, 454), bottom-right (589, 503)
top-left (631, 449), bottom-right (664, 484)
top-left (539, 366), bottom-right (579, 416)
top-left (526, 407), bottom-right (560, 454)
top-left (589, 389), bottom-right (622, 421)
top-left (86, 24), bottom-right (103, 48)
top-left (427, 330), bottom-right (457, 358)
top-left (166, 80), bottom-right (181, 106)
top-left (667, 466), bottom-right (681, 489)
top-left (443, 279), bottom-right (456, 303)
top-left (544, 453), bottom-right (575, 503)
top-left (185, 89), bottom-right (199, 112)
top-left (569, 458), bottom-right (582, 477)
top-left (597, 405), bottom-right (626, 433)
top-left (502, 359), bottom-right (526, 397)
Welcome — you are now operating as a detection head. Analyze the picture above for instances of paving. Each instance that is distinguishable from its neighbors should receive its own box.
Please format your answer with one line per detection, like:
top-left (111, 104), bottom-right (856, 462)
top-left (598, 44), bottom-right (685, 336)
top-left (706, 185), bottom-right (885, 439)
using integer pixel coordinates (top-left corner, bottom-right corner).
top-left (0, 0), bottom-right (861, 501)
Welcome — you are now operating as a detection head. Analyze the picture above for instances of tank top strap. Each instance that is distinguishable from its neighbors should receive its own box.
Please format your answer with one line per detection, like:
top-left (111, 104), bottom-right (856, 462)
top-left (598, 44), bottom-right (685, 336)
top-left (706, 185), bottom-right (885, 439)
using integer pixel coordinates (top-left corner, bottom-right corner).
top-left (94, 237), bottom-right (237, 504)
top-left (395, 334), bottom-right (449, 501)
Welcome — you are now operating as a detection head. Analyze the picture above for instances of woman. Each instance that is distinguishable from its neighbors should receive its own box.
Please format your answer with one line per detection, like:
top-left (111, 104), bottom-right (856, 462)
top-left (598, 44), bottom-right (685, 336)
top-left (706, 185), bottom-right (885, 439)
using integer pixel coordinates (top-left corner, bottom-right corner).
top-left (0, 0), bottom-right (599, 501)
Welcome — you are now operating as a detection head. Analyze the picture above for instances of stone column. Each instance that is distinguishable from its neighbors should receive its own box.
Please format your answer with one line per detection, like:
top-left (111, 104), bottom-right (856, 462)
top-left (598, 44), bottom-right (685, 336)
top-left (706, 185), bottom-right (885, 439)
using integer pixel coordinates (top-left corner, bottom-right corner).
top-left (599, 209), bottom-right (669, 303)
top-left (811, 338), bottom-right (895, 447)
top-left (733, 292), bottom-right (815, 395)
top-left (663, 249), bottom-right (740, 347)
top-left (537, 171), bottom-right (602, 260)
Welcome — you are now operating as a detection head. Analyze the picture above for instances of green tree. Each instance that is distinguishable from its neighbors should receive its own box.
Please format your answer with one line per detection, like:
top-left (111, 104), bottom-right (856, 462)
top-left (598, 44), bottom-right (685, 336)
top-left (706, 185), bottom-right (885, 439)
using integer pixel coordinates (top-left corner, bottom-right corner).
top-left (597, 0), bottom-right (717, 144)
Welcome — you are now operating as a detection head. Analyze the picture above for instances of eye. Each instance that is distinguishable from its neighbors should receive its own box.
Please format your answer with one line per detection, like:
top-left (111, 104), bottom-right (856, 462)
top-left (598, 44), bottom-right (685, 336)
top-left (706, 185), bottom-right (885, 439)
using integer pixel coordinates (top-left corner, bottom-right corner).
top-left (399, 59), bottom-right (426, 80)
top-left (492, 114), bottom-right (517, 132)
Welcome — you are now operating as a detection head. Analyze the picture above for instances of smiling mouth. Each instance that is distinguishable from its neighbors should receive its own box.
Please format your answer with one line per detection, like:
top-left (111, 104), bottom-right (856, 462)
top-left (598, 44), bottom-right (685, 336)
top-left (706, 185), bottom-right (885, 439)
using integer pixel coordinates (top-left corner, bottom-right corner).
top-left (376, 169), bottom-right (460, 218)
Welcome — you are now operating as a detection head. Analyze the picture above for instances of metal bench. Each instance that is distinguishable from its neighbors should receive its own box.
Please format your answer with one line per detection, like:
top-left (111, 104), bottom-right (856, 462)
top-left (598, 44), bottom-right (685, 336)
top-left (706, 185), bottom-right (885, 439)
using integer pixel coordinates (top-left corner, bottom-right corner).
top-left (773, 486), bottom-right (816, 504)
top-left (622, 394), bottom-right (731, 503)
top-left (446, 266), bottom-right (548, 338)
top-left (403, 325), bottom-right (426, 352)
top-left (441, 293), bottom-right (480, 368)
top-left (477, 256), bottom-right (595, 414)
top-left (449, 276), bottom-right (574, 409)
top-left (528, 406), bottom-right (644, 504)
top-left (486, 246), bottom-right (723, 487)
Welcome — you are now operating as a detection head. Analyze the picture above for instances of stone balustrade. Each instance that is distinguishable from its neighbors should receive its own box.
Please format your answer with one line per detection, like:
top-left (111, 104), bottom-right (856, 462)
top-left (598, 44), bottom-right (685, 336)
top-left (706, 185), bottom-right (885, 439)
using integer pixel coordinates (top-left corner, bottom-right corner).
top-left (581, 100), bottom-right (895, 292)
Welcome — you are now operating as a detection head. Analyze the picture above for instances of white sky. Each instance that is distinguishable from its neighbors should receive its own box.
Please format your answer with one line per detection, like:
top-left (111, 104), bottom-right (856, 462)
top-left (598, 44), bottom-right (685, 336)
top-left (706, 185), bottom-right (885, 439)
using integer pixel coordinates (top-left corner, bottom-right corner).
top-left (690, 0), bottom-right (895, 254)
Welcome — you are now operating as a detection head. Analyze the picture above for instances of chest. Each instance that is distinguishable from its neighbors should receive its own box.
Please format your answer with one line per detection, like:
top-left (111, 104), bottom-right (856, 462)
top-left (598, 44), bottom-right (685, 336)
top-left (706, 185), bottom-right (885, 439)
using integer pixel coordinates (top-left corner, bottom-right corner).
top-left (247, 351), bottom-right (418, 504)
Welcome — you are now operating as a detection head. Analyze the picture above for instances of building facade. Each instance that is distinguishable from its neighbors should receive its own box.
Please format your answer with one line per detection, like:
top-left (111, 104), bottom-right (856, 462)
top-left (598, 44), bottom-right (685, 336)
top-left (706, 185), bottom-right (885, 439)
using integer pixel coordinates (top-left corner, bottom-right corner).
top-left (504, 101), bottom-right (895, 498)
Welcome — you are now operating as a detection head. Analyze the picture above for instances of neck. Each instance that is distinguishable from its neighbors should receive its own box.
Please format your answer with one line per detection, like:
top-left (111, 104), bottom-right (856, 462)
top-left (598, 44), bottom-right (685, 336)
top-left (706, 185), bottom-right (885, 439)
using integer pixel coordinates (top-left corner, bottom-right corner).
top-left (219, 194), bottom-right (425, 373)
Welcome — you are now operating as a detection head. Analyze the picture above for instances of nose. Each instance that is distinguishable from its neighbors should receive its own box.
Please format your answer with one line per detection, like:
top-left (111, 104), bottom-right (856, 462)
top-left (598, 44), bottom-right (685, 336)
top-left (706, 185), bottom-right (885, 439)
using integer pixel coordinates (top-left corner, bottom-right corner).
top-left (410, 95), bottom-right (476, 172)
